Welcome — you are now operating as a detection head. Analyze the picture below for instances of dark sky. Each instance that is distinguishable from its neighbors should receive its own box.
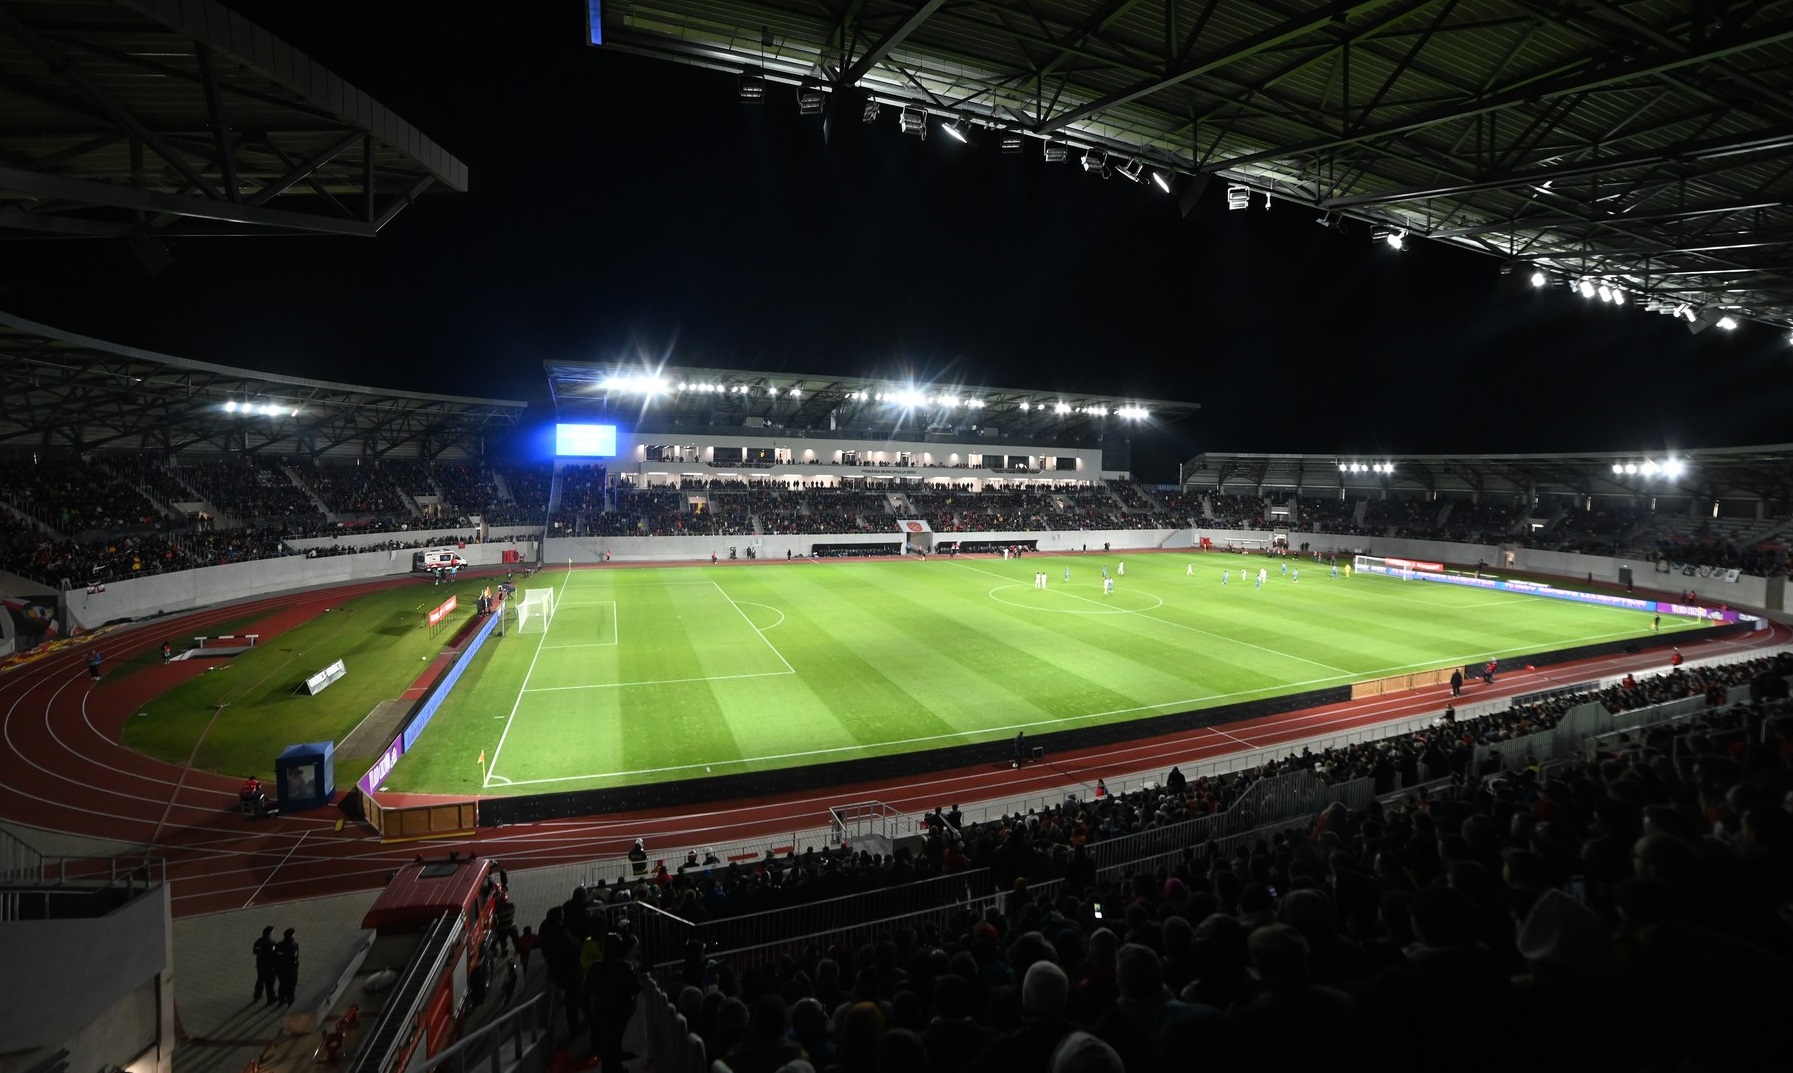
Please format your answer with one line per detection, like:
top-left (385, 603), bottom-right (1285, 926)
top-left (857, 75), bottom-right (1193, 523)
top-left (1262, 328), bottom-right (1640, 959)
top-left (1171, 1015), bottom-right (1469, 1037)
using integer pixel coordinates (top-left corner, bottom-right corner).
top-left (3, 0), bottom-right (1789, 482)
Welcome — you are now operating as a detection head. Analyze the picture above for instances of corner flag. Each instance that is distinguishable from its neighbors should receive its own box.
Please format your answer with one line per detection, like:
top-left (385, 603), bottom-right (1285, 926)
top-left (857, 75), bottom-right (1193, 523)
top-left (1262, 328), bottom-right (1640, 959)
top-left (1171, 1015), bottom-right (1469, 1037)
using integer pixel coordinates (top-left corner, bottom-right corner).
top-left (477, 749), bottom-right (486, 765)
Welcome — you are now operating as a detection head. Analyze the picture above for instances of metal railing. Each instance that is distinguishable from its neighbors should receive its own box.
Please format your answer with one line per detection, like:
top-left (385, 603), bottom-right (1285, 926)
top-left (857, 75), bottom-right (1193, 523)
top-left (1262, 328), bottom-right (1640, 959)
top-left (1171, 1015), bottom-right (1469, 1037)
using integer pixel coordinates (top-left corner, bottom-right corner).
top-left (640, 976), bottom-right (707, 1073)
top-left (405, 994), bottom-right (547, 1073)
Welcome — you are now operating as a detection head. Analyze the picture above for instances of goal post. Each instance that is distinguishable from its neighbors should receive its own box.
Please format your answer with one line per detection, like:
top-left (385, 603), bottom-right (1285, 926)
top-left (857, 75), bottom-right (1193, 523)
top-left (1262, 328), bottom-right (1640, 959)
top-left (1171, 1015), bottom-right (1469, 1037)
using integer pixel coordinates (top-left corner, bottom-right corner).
top-left (1353, 554), bottom-right (1445, 580)
top-left (516, 587), bottom-right (556, 633)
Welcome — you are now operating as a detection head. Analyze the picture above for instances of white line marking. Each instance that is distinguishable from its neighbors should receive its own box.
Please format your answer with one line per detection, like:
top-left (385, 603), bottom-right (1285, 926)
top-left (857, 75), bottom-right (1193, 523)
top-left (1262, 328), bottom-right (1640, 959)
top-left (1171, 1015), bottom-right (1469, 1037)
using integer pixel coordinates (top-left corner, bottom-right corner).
top-left (521, 668), bottom-right (796, 693)
top-left (484, 584), bottom-right (557, 786)
top-left (244, 830), bottom-right (307, 908)
top-left (713, 581), bottom-right (795, 673)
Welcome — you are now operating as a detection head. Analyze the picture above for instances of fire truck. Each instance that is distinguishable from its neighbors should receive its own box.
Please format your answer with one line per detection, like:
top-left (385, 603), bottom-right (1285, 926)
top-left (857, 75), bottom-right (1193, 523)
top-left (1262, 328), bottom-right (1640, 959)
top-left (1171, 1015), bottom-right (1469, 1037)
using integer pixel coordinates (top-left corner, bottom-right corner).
top-left (252, 854), bottom-right (507, 1073)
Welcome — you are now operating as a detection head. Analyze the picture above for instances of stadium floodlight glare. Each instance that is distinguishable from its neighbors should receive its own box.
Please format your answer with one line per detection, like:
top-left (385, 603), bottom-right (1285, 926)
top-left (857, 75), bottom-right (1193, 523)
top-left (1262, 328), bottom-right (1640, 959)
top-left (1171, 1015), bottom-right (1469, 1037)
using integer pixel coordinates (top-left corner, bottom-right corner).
top-left (1612, 288), bottom-right (1626, 305)
top-left (894, 388), bottom-right (925, 408)
top-left (1642, 460), bottom-right (1660, 475)
top-left (1115, 406), bottom-right (1149, 419)
top-left (1598, 284), bottom-right (1613, 302)
top-left (1611, 463), bottom-right (1624, 474)
top-left (1625, 463), bottom-right (1639, 474)
top-left (797, 81), bottom-right (825, 116)
top-left (1370, 226), bottom-right (1405, 249)
top-left (899, 107), bottom-right (926, 137)
top-left (1577, 279), bottom-right (1595, 298)
top-left (1531, 270), bottom-right (1547, 287)
top-left (942, 119), bottom-right (967, 143)
top-left (1153, 171), bottom-right (1171, 193)
top-left (738, 69), bottom-right (767, 103)
top-left (1043, 140), bottom-right (1068, 163)
top-left (1718, 315), bottom-right (1739, 330)
top-left (224, 400), bottom-right (238, 412)
top-left (1226, 184), bottom-right (1252, 210)
top-left (1054, 401), bottom-right (1073, 415)
top-left (1663, 458), bottom-right (1687, 478)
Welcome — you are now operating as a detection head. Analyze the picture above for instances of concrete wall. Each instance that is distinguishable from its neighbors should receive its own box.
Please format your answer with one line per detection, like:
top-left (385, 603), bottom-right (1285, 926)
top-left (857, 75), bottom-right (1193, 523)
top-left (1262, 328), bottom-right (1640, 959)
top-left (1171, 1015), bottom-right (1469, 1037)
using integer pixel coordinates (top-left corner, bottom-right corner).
top-left (541, 528), bottom-right (1180, 564)
top-left (55, 520), bottom-right (1774, 631)
top-left (62, 538), bottom-right (538, 631)
top-left (282, 525), bottom-right (544, 552)
top-left (0, 882), bottom-right (173, 1073)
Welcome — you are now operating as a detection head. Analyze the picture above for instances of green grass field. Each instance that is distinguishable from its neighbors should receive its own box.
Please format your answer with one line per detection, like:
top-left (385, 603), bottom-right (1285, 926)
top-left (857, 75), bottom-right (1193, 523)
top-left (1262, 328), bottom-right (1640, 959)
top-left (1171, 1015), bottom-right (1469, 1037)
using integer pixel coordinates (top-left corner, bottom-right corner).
top-left (365, 555), bottom-right (1696, 795)
top-left (120, 582), bottom-right (493, 785)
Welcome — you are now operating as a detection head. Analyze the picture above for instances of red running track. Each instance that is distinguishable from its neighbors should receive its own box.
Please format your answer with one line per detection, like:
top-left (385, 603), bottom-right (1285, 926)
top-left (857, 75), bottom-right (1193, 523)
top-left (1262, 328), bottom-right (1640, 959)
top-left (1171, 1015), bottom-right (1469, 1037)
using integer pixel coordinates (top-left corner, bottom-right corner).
top-left (2, 578), bottom-right (1785, 918)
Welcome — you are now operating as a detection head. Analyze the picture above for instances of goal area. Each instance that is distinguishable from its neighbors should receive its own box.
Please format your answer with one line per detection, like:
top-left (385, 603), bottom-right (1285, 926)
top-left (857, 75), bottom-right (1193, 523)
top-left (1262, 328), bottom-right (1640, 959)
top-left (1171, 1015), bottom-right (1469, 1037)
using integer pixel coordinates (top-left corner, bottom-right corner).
top-left (1352, 554), bottom-right (1444, 579)
top-left (515, 588), bottom-right (556, 633)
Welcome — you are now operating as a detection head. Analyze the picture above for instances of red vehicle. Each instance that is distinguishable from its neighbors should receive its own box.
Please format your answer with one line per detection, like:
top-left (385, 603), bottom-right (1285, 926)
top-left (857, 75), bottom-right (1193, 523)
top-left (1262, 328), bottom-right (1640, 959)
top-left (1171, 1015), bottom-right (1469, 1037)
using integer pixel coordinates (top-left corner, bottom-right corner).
top-left (253, 854), bottom-right (504, 1073)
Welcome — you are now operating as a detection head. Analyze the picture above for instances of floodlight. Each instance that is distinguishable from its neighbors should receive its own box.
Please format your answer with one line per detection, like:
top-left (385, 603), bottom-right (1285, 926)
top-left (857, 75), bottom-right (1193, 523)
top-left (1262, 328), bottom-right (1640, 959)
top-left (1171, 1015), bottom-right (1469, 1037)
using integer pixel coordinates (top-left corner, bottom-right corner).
top-left (1625, 463), bottom-right (1638, 474)
top-left (1578, 279), bottom-right (1595, 298)
top-left (1054, 402), bottom-right (1072, 415)
top-left (1082, 149), bottom-right (1106, 173)
top-left (1115, 406), bottom-right (1149, 420)
top-left (1317, 212), bottom-right (1344, 231)
top-left (738, 69), bottom-right (767, 103)
top-left (899, 107), bottom-right (926, 137)
top-left (1663, 459), bottom-right (1686, 478)
top-left (1612, 288), bottom-right (1626, 305)
top-left (1370, 226), bottom-right (1405, 249)
top-left (1530, 270), bottom-right (1547, 287)
top-left (224, 400), bottom-right (238, 412)
top-left (1597, 284), bottom-right (1613, 302)
top-left (861, 97), bottom-right (881, 123)
top-left (1153, 171), bottom-right (1171, 193)
top-left (1642, 460), bottom-right (1660, 475)
top-left (1339, 464), bottom-right (1348, 472)
top-left (942, 119), bottom-right (967, 143)
top-left (1611, 463), bottom-right (1623, 474)
top-left (1117, 159), bottom-right (1144, 183)
top-left (1226, 184), bottom-right (1251, 210)
top-left (797, 81), bottom-right (825, 116)
top-left (1718, 315), bottom-right (1738, 330)
top-left (1043, 141), bottom-right (1068, 163)
top-left (1000, 131), bottom-right (1023, 154)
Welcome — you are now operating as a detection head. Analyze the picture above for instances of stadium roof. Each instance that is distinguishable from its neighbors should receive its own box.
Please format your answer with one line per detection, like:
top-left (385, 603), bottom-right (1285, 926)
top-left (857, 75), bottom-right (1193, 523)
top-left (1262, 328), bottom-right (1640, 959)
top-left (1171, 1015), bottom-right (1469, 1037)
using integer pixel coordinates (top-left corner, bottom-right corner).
top-left (544, 360), bottom-right (1197, 443)
top-left (0, 0), bottom-right (467, 239)
top-left (1188, 446), bottom-right (1793, 503)
top-left (598, 1), bottom-right (1793, 333)
top-left (0, 310), bottom-right (525, 458)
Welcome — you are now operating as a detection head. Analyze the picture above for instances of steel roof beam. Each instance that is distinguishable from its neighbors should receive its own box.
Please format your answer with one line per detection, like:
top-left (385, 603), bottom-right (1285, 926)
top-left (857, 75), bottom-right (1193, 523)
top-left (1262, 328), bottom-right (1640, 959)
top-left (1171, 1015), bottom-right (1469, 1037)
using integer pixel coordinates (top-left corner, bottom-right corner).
top-left (1039, 0), bottom-right (1414, 134)
top-left (842, 0), bottom-right (949, 85)
top-left (1323, 124), bottom-right (1793, 208)
top-left (0, 164), bottom-right (377, 235)
top-left (1424, 200), bottom-right (1781, 239)
top-left (1210, 15), bottom-right (1793, 171)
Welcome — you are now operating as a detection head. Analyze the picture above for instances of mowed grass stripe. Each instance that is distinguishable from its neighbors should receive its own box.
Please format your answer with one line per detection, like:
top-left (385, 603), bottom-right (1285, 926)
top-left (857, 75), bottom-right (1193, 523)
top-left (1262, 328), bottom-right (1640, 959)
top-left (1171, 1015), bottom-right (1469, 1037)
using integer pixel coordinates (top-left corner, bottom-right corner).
top-left (390, 558), bottom-right (1675, 794)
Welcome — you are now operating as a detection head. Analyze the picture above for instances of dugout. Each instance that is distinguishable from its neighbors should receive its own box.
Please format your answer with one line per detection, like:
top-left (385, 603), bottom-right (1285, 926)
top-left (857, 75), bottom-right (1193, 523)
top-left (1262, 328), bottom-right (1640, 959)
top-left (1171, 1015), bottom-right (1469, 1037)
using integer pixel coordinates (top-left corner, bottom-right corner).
top-left (275, 741), bottom-right (336, 812)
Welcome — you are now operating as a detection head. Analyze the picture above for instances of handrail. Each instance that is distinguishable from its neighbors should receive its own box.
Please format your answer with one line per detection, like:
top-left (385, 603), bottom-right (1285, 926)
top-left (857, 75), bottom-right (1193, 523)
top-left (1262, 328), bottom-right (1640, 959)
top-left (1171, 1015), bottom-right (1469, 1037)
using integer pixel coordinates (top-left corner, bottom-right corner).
top-left (409, 994), bottom-right (545, 1073)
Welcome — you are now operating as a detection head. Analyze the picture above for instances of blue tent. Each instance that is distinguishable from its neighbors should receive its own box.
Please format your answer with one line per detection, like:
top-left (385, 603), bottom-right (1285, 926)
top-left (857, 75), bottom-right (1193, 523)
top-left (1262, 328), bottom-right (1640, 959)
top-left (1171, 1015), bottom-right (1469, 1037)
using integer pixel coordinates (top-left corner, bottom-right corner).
top-left (275, 741), bottom-right (336, 812)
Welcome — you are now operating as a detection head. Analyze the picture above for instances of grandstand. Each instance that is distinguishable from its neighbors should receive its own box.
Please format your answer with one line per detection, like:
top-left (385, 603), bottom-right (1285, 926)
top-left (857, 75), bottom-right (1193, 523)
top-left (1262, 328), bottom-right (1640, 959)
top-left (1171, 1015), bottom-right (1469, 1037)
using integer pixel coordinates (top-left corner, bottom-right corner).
top-left (6, 5), bottom-right (1793, 1073)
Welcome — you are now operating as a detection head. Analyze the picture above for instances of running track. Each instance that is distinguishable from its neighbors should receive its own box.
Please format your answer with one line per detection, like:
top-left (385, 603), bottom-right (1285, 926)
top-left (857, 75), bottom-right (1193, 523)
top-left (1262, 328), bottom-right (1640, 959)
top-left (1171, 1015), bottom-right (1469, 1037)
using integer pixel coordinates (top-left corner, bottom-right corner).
top-left (3, 575), bottom-right (1785, 918)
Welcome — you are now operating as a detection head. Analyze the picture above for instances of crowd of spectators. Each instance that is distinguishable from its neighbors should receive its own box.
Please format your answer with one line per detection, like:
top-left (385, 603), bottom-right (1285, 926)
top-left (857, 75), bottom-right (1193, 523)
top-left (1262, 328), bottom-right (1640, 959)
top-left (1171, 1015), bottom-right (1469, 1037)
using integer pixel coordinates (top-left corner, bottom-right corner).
top-left (289, 460), bottom-right (410, 516)
top-left (175, 458), bottom-right (324, 524)
top-left (0, 455), bottom-right (168, 536)
top-left (586, 652), bottom-right (1793, 1073)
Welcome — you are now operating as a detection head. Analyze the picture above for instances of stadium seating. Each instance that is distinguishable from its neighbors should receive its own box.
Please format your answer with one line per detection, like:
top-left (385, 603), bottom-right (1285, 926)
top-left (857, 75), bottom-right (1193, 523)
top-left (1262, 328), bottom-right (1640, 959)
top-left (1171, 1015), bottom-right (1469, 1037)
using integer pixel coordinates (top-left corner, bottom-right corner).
top-left (543, 651), bottom-right (1792, 1073)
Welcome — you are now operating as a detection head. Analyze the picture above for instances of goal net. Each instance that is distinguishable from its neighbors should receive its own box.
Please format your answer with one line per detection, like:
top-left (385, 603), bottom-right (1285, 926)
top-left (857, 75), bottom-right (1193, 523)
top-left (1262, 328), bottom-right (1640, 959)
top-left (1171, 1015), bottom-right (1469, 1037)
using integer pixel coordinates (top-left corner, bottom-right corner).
top-left (1353, 554), bottom-right (1445, 580)
top-left (516, 588), bottom-right (556, 633)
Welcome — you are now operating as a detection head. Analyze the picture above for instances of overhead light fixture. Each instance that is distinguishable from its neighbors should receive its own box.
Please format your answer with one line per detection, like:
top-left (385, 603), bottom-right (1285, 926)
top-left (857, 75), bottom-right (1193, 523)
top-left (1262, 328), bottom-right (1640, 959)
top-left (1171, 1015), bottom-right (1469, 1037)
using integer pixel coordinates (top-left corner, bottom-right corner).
top-left (899, 107), bottom-right (926, 138)
top-left (1530, 269), bottom-right (1547, 287)
top-left (1578, 279), bottom-right (1596, 298)
top-left (1043, 140), bottom-right (1067, 163)
top-left (1612, 288), bottom-right (1625, 305)
top-left (1370, 226), bottom-right (1406, 250)
top-left (1597, 283), bottom-right (1613, 302)
top-left (1116, 159), bottom-right (1144, 183)
top-left (1152, 171), bottom-right (1171, 193)
top-left (1718, 314), bottom-right (1738, 330)
top-left (797, 81), bottom-right (825, 116)
top-left (1317, 211), bottom-right (1344, 231)
top-left (942, 119), bottom-right (967, 143)
top-left (1225, 184), bottom-right (1252, 210)
top-left (738, 69), bottom-right (767, 103)
top-left (1000, 131), bottom-right (1023, 154)
top-left (862, 97), bottom-right (881, 122)
top-left (1082, 149), bottom-right (1106, 173)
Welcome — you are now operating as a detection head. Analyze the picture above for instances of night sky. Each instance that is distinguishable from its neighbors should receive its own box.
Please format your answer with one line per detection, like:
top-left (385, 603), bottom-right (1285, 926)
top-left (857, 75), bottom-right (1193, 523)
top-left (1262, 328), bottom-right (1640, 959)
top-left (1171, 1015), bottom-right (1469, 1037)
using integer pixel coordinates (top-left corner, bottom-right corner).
top-left (3, 1), bottom-right (1789, 482)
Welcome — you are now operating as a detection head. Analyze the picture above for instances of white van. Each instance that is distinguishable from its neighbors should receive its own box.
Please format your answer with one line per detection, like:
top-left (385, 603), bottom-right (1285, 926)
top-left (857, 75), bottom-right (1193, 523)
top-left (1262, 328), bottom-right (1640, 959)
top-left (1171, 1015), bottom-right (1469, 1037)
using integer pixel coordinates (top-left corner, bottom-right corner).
top-left (413, 550), bottom-right (468, 572)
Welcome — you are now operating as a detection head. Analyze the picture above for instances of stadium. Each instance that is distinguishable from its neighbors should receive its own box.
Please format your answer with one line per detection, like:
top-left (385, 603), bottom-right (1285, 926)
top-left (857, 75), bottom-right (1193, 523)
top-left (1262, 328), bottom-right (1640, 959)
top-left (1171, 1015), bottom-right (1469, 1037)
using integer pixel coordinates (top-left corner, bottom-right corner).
top-left (3, 5), bottom-right (1792, 1073)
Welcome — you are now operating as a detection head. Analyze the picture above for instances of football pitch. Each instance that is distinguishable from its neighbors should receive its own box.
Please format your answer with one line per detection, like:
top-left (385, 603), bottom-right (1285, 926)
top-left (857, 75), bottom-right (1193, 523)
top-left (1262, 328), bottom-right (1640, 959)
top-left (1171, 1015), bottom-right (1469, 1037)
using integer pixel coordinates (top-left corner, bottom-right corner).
top-left (379, 554), bottom-right (1692, 795)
